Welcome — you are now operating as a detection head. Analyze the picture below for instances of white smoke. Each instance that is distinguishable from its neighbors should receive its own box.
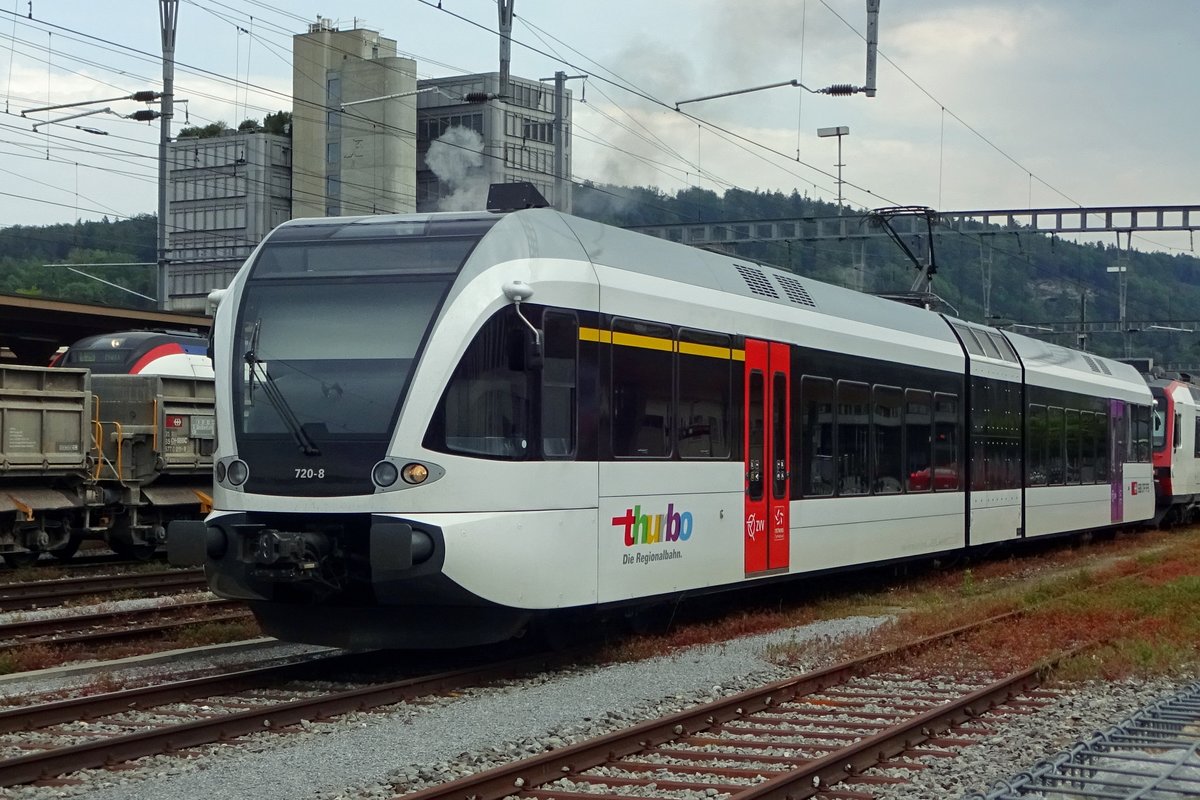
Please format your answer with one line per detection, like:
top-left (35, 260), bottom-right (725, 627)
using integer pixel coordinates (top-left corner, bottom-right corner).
top-left (426, 126), bottom-right (489, 212)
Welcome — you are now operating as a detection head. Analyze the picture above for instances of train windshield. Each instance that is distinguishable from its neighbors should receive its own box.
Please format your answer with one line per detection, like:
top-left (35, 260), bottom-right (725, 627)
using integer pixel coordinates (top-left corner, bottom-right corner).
top-left (233, 277), bottom-right (448, 440)
top-left (228, 223), bottom-right (490, 494)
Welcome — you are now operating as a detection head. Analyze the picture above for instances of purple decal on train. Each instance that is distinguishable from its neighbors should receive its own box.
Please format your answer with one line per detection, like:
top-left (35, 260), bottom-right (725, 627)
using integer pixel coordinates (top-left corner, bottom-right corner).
top-left (1110, 399), bottom-right (1124, 523)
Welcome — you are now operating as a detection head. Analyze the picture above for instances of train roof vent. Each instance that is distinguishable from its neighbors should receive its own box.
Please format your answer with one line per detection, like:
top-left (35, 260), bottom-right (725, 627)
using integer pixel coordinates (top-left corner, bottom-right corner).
top-left (1097, 359), bottom-right (1112, 375)
top-left (734, 263), bottom-right (779, 299)
top-left (775, 274), bottom-right (817, 308)
top-left (1081, 354), bottom-right (1102, 374)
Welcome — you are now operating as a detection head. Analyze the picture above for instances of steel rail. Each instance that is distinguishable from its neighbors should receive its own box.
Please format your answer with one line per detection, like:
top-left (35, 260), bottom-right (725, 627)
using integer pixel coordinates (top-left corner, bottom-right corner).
top-left (393, 618), bottom-right (1080, 800)
top-left (396, 613), bottom-right (1042, 800)
top-left (0, 597), bottom-right (245, 644)
top-left (0, 650), bottom-right (561, 787)
top-left (0, 569), bottom-right (205, 611)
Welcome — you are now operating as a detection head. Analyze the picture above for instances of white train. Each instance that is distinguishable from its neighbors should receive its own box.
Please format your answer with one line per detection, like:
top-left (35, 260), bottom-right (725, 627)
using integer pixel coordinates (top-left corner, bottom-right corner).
top-left (169, 204), bottom-right (1156, 648)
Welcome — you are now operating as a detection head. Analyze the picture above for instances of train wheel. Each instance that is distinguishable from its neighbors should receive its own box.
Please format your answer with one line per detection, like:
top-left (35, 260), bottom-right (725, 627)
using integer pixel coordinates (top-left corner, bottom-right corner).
top-left (110, 540), bottom-right (158, 561)
top-left (2, 551), bottom-right (39, 569)
top-left (107, 514), bottom-right (159, 562)
top-left (51, 534), bottom-right (83, 563)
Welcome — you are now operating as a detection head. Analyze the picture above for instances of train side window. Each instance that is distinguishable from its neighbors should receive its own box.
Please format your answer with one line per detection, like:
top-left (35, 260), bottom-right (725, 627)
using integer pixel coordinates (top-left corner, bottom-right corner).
top-left (933, 393), bottom-right (960, 491)
top-left (872, 385), bottom-right (903, 494)
top-left (1027, 404), bottom-right (1048, 486)
top-left (1138, 405), bottom-right (1154, 462)
top-left (677, 329), bottom-right (731, 459)
top-left (1146, 405), bottom-right (1155, 461)
top-left (798, 376), bottom-right (835, 497)
top-left (429, 309), bottom-right (530, 459)
top-left (904, 389), bottom-right (932, 492)
top-left (541, 312), bottom-right (577, 459)
top-left (1130, 404), bottom-right (1149, 462)
top-left (1064, 409), bottom-right (1081, 484)
top-left (1047, 406), bottom-right (1065, 484)
top-left (611, 319), bottom-right (673, 458)
top-left (1079, 411), bottom-right (1096, 483)
top-left (836, 380), bottom-right (869, 496)
top-left (1174, 412), bottom-right (1182, 451)
top-left (1194, 416), bottom-right (1200, 459)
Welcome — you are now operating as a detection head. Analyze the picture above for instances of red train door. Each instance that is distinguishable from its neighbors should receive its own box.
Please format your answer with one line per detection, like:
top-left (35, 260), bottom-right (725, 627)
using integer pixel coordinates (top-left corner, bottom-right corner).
top-left (743, 339), bottom-right (791, 576)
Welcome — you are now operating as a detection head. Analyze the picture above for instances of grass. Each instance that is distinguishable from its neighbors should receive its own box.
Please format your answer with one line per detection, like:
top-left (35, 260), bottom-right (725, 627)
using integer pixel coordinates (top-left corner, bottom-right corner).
top-left (0, 615), bottom-right (262, 675)
top-left (600, 527), bottom-right (1200, 686)
top-left (0, 643), bottom-right (60, 675)
top-left (764, 527), bottom-right (1200, 682)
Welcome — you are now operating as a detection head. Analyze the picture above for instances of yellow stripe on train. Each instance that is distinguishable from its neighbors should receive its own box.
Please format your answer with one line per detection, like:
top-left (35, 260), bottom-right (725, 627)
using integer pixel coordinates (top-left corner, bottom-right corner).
top-left (579, 327), bottom-right (744, 360)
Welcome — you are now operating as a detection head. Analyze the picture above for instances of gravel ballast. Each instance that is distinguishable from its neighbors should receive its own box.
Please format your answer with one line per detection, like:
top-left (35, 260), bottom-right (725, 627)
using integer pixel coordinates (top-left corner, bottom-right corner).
top-left (0, 613), bottom-right (1193, 800)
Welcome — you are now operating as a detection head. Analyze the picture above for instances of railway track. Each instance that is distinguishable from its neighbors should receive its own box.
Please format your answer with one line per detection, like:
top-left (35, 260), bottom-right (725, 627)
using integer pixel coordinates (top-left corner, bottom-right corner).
top-left (0, 610), bottom-right (1063, 793)
top-left (0, 568), bottom-right (206, 612)
top-left (0, 648), bottom-right (563, 787)
top-left (395, 624), bottom-right (1076, 800)
top-left (0, 551), bottom-right (166, 574)
top-left (0, 556), bottom-right (1177, 795)
top-left (0, 597), bottom-right (249, 648)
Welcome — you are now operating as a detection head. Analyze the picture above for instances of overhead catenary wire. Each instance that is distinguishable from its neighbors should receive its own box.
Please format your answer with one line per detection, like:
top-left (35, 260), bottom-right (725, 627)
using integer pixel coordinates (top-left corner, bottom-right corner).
top-left (0, 1), bottom-right (1185, 280)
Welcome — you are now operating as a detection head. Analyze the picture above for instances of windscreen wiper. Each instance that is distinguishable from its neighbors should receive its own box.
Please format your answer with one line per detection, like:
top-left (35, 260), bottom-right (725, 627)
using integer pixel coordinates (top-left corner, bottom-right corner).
top-left (244, 346), bottom-right (321, 457)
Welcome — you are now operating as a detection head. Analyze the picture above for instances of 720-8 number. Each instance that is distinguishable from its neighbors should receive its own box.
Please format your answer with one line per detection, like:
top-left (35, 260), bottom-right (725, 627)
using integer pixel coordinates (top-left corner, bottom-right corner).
top-left (295, 468), bottom-right (325, 479)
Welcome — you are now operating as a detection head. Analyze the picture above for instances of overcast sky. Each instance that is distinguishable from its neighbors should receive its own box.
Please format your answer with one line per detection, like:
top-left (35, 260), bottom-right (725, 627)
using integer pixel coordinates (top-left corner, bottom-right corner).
top-left (0, 0), bottom-right (1197, 254)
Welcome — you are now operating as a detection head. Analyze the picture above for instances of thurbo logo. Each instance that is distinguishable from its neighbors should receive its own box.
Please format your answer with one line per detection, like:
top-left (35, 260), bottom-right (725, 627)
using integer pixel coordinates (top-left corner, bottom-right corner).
top-left (611, 504), bottom-right (694, 546)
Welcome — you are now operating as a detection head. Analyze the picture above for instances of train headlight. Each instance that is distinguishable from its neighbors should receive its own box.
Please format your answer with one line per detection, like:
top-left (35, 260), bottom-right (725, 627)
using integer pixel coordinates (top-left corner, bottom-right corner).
top-left (372, 460), bottom-right (399, 487)
top-left (401, 463), bottom-right (430, 485)
top-left (215, 461), bottom-right (227, 482)
top-left (227, 459), bottom-right (249, 486)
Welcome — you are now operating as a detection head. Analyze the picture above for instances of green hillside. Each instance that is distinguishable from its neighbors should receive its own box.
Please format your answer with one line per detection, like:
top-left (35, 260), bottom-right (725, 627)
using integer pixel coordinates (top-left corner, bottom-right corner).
top-left (0, 215), bottom-right (157, 309)
top-left (3, 188), bottom-right (1199, 367)
top-left (575, 183), bottom-right (1200, 369)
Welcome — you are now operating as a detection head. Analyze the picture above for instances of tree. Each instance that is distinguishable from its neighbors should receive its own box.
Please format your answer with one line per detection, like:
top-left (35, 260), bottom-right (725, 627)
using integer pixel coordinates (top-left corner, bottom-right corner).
top-left (263, 110), bottom-right (292, 136)
top-left (177, 121), bottom-right (230, 139)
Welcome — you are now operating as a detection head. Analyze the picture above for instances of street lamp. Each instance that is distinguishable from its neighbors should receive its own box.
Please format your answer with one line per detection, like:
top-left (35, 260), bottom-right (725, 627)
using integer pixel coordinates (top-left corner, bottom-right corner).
top-left (817, 126), bottom-right (849, 213)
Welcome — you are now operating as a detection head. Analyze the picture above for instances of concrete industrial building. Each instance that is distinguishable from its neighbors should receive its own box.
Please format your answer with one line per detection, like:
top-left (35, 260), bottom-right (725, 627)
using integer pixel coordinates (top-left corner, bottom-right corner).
top-left (416, 73), bottom-right (570, 213)
top-left (165, 129), bottom-right (292, 312)
top-left (291, 18), bottom-right (417, 219)
top-left (162, 18), bottom-right (571, 310)
top-left (290, 20), bottom-right (570, 216)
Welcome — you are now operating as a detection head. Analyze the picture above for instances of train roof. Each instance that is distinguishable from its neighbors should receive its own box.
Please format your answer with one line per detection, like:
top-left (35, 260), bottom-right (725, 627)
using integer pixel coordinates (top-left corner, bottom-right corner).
top-left (68, 329), bottom-right (206, 348)
top-left (1001, 326), bottom-right (1149, 399)
top-left (268, 208), bottom-right (957, 344)
top-left (259, 209), bottom-right (1148, 401)
top-left (475, 208), bottom-right (960, 345)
